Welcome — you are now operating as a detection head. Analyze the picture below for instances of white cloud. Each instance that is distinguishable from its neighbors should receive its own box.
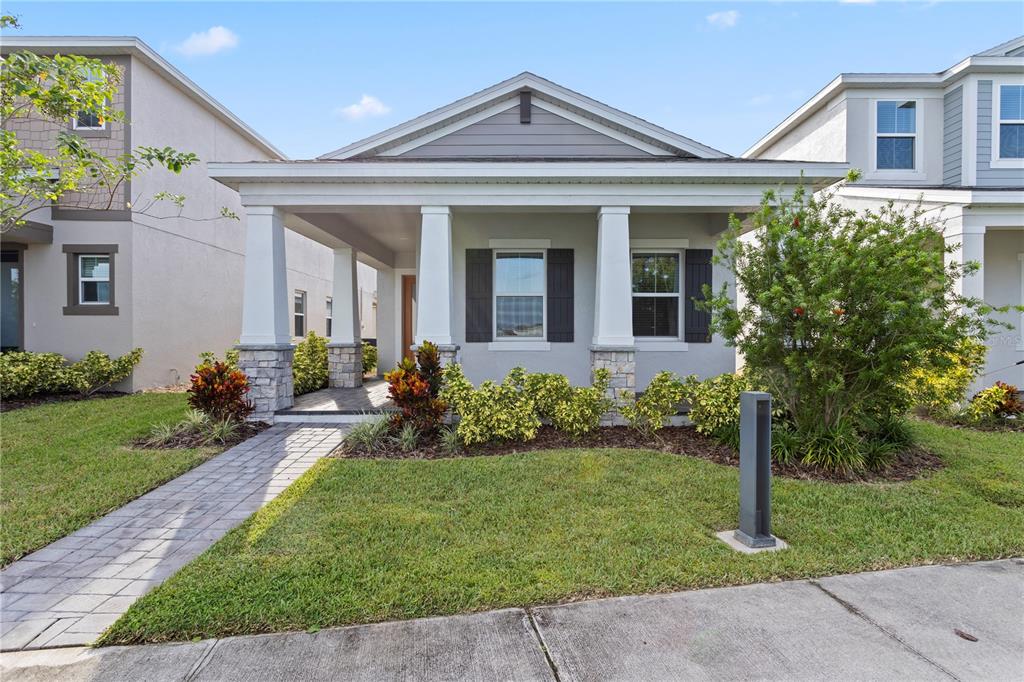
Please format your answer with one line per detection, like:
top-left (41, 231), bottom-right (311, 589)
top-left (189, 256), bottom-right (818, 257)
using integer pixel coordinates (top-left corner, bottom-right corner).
top-left (706, 10), bottom-right (739, 29)
top-left (174, 26), bottom-right (239, 57)
top-left (335, 94), bottom-right (391, 120)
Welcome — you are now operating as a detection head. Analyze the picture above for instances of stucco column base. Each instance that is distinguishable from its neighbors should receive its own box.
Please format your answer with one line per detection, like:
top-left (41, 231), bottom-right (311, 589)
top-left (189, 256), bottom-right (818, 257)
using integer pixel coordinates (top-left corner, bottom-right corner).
top-left (328, 343), bottom-right (363, 388)
top-left (591, 345), bottom-right (635, 426)
top-left (237, 344), bottom-right (294, 422)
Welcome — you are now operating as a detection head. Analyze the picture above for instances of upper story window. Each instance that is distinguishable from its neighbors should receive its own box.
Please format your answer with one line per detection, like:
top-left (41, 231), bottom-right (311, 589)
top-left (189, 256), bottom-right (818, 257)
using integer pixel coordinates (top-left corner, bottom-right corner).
top-left (631, 252), bottom-right (681, 338)
top-left (494, 251), bottom-right (544, 339)
top-left (997, 84), bottom-right (1024, 160)
top-left (875, 100), bottom-right (917, 170)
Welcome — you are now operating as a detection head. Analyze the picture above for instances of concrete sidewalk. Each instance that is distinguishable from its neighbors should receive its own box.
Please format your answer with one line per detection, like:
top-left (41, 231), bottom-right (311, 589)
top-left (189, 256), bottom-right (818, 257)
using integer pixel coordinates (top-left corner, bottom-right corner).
top-left (2, 559), bottom-right (1020, 681)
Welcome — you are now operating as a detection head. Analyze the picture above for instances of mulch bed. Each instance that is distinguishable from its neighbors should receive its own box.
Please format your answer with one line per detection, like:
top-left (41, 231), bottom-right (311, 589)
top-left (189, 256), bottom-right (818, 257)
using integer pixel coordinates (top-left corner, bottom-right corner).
top-left (335, 425), bottom-right (943, 483)
top-left (0, 391), bottom-right (126, 413)
top-left (133, 421), bottom-right (270, 450)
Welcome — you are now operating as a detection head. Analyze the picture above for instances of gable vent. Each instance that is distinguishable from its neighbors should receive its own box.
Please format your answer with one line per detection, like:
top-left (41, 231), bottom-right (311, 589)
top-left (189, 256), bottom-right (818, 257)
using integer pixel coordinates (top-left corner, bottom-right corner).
top-left (519, 91), bottom-right (531, 124)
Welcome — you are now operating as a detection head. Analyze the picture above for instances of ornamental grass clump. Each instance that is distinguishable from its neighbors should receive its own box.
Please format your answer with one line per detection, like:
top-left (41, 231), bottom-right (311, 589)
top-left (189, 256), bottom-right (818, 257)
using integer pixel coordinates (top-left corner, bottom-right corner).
top-left (701, 173), bottom-right (1010, 472)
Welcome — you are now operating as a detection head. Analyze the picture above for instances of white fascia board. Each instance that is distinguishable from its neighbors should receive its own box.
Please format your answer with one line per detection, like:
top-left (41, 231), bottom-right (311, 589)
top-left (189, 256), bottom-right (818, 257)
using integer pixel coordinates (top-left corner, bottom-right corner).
top-left (1, 36), bottom-right (287, 160)
top-left (744, 54), bottom-right (1023, 159)
top-left (838, 185), bottom-right (1024, 206)
top-left (320, 71), bottom-right (727, 160)
top-left (209, 160), bottom-right (849, 186)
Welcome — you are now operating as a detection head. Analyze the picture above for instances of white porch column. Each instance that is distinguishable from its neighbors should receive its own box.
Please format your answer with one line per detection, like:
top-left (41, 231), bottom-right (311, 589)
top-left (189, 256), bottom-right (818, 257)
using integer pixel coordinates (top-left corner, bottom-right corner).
top-left (592, 206), bottom-right (635, 425)
top-left (944, 214), bottom-right (986, 303)
top-left (328, 246), bottom-right (363, 387)
top-left (237, 206), bottom-right (294, 420)
top-left (415, 206), bottom-right (457, 361)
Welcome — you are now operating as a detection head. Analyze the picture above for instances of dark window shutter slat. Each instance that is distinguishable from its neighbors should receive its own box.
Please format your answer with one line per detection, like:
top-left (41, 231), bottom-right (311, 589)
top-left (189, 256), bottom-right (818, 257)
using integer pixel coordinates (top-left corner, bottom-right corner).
top-left (465, 249), bottom-right (493, 342)
top-left (684, 249), bottom-right (712, 343)
top-left (546, 249), bottom-right (574, 342)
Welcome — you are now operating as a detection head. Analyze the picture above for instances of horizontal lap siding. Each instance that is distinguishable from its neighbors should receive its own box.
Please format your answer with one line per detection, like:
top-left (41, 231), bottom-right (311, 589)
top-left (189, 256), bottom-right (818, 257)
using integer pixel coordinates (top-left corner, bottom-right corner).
top-left (943, 86), bottom-right (963, 186)
top-left (399, 105), bottom-right (654, 158)
top-left (977, 80), bottom-right (1024, 187)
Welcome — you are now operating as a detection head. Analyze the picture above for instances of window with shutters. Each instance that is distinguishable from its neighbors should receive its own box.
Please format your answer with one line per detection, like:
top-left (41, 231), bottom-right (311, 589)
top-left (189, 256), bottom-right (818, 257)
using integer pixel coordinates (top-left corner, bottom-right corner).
top-left (631, 251), bottom-right (681, 338)
top-left (494, 251), bottom-right (545, 339)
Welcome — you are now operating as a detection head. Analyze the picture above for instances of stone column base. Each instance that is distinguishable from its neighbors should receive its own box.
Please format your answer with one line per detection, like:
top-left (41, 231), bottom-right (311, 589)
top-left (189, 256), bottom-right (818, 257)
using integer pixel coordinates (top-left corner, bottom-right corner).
top-left (328, 343), bottom-right (363, 388)
top-left (591, 346), bottom-right (635, 426)
top-left (412, 343), bottom-right (461, 367)
top-left (237, 344), bottom-right (295, 422)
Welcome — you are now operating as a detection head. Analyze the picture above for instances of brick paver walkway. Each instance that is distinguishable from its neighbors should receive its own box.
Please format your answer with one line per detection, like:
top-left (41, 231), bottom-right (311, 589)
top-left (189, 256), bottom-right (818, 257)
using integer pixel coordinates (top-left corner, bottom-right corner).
top-left (0, 424), bottom-right (345, 651)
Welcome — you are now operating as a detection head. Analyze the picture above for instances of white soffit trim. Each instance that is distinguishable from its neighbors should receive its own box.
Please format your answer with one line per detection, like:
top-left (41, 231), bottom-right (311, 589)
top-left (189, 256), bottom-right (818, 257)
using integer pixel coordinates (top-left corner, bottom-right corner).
top-left (320, 72), bottom-right (727, 160)
top-left (0, 36), bottom-right (286, 160)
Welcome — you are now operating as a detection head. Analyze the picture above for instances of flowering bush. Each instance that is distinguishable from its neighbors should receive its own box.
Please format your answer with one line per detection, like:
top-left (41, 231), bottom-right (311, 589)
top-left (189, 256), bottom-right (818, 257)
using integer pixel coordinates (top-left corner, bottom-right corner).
top-left (0, 351), bottom-right (69, 399)
top-left (293, 332), bottom-right (328, 396)
top-left (65, 348), bottom-right (144, 397)
top-left (188, 361), bottom-right (254, 422)
top-left (384, 341), bottom-right (447, 432)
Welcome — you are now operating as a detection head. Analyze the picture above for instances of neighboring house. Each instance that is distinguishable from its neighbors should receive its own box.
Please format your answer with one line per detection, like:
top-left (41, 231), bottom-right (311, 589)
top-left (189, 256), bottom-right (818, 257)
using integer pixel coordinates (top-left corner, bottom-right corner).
top-left (0, 36), bottom-right (377, 390)
top-left (208, 72), bottom-right (847, 419)
top-left (746, 36), bottom-right (1024, 389)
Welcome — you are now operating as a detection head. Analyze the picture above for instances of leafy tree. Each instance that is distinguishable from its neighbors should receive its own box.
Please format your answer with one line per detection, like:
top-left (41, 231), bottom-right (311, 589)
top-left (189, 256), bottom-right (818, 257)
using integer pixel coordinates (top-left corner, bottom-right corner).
top-left (702, 172), bottom-right (1011, 468)
top-left (0, 15), bottom-right (236, 232)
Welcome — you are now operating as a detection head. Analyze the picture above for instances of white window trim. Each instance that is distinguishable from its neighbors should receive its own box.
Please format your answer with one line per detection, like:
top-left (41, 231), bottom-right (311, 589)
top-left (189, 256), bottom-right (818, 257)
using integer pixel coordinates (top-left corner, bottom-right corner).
top-left (72, 111), bottom-right (107, 131)
top-left (630, 248), bottom-right (684, 342)
top-left (493, 249), bottom-right (547, 344)
top-left (1018, 253), bottom-right (1024, 352)
top-left (294, 290), bottom-right (306, 337)
top-left (78, 254), bottom-right (110, 305)
top-left (325, 296), bottom-right (333, 337)
top-left (868, 97), bottom-right (925, 181)
top-left (991, 79), bottom-right (1024, 170)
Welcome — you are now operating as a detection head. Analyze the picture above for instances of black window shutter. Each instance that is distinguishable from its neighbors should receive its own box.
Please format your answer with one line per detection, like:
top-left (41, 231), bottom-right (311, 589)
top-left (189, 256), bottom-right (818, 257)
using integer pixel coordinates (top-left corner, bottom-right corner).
top-left (547, 249), bottom-right (574, 342)
top-left (465, 249), bottom-right (493, 342)
top-left (684, 249), bottom-right (712, 343)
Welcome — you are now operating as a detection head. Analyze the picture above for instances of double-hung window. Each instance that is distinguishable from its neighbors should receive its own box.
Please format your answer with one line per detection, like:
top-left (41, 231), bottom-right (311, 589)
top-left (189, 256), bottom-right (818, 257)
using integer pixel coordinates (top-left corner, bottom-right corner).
top-left (875, 100), bottom-right (917, 170)
top-left (78, 255), bottom-right (111, 304)
top-left (325, 297), bottom-right (333, 337)
top-left (997, 84), bottom-right (1024, 160)
top-left (294, 290), bottom-right (306, 337)
top-left (631, 252), bottom-right (680, 338)
top-left (494, 251), bottom-right (545, 338)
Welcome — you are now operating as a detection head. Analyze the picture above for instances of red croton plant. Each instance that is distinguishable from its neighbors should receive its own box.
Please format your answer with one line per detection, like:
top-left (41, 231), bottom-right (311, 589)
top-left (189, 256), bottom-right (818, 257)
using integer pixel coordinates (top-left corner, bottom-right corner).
top-left (384, 341), bottom-right (447, 432)
top-left (188, 361), bottom-right (254, 422)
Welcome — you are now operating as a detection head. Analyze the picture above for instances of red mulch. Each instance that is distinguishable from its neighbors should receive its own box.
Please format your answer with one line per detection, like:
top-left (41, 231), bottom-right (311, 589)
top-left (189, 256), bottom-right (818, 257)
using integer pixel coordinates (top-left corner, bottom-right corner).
top-left (336, 425), bottom-right (943, 483)
top-left (0, 391), bottom-right (126, 413)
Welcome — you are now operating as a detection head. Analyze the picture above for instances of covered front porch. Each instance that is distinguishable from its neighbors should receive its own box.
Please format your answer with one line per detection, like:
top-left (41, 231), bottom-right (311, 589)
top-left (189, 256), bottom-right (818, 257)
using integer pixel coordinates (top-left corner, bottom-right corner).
top-left (211, 160), bottom-right (848, 422)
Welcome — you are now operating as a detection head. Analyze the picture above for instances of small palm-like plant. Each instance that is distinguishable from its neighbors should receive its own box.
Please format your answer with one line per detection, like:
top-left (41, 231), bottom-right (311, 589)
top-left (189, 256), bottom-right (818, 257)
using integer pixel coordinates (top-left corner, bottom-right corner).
top-left (392, 422), bottom-right (419, 453)
top-left (342, 416), bottom-right (391, 453)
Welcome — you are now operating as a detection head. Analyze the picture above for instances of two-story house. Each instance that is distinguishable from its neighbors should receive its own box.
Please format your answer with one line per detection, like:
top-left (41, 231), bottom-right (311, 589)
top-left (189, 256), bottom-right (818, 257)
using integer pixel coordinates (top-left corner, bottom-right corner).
top-left (0, 36), bottom-right (378, 390)
top-left (746, 36), bottom-right (1024, 389)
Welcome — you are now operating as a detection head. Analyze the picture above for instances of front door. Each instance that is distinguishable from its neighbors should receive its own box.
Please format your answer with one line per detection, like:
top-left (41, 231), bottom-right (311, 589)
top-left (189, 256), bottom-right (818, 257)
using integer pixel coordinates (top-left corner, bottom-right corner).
top-left (401, 275), bottom-right (416, 361)
top-left (1, 249), bottom-right (23, 351)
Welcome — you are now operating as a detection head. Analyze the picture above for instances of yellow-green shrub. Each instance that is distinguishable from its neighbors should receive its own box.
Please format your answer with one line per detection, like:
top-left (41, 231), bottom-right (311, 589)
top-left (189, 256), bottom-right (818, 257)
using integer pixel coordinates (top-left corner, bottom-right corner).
top-left (441, 365), bottom-right (539, 445)
top-left (0, 351), bottom-right (69, 399)
top-left (65, 348), bottom-right (144, 396)
top-left (550, 369), bottom-right (611, 438)
top-left (293, 332), bottom-right (328, 396)
top-left (680, 373), bottom-right (752, 442)
top-left (620, 370), bottom-right (686, 436)
top-left (904, 338), bottom-right (987, 414)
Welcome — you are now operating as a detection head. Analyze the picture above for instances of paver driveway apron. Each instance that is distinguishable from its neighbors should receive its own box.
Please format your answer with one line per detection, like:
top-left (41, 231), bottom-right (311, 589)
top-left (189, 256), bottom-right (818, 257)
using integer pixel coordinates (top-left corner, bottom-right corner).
top-left (0, 424), bottom-right (345, 651)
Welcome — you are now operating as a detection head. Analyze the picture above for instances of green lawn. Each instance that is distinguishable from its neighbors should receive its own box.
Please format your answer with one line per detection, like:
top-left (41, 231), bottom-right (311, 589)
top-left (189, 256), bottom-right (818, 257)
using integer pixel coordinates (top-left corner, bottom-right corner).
top-left (101, 420), bottom-right (1023, 645)
top-left (1, 393), bottom-right (218, 566)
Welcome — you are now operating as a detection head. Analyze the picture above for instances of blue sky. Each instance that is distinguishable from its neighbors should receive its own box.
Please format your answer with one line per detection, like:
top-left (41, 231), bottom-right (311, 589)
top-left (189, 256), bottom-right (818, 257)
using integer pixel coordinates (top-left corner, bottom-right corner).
top-left (4, 2), bottom-right (1022, 159)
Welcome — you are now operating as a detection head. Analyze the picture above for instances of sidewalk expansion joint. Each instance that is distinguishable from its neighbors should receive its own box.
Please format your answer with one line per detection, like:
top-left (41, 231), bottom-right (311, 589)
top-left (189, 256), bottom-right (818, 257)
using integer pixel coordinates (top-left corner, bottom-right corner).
top-left (184, 638), bottom-right (219, 681)
top-left (809, 580), bottom-right (961, 681)
top-left (525, 608), bottom-right (562, 682)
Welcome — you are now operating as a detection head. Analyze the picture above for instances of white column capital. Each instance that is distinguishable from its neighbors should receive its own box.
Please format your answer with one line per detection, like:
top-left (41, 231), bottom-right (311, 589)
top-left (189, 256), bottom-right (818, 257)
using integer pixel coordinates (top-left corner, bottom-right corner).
top-left (421, 205), bottom-right (452, 216)
top-left (243, 205), bottom-right (283, 218)
top-left (598, 206), bottom-right (631, 217)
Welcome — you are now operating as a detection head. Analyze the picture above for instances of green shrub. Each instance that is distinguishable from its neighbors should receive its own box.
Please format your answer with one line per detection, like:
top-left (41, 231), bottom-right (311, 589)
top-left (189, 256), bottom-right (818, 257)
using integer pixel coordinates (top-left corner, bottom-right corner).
top-left (550, 369), bottom-right (612, 438)
top-left (621, 370), bottom-right (686, 436)
top-left (65, 348), bottom-right (143, 397)
top-left (441, 364), bottom-right (540, 446)
top-left (198, 348), bottom-right (239, 371)
top-left (293, 332), bottom-right (328, 396)
top-left (0, 351), bottom-right (68, 399)
top-left (904, 339), bottom-right (987, 415)
top-left (342, 416), bottom-right (391, 453)
top-left (361, 342), bottom-right (378, 374)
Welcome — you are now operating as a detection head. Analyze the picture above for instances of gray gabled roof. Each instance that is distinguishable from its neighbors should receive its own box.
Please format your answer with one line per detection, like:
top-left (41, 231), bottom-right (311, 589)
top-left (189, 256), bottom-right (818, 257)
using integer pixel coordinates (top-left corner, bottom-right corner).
top-left (319, 72), bottom-right (729, 160)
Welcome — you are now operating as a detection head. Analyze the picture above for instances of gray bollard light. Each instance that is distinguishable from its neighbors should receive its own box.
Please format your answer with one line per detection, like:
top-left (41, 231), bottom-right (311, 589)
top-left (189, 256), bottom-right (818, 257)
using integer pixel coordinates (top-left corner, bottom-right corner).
top-left (715, 391), bottom-right (788, 553)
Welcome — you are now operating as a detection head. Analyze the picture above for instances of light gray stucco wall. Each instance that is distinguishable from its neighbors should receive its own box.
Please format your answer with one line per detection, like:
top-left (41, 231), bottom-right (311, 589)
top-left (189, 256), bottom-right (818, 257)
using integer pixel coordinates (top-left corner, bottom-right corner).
top-left (450, 211), bottom-right (736, 390)
top-left (943, 86), bottom-right (963, 186)
top-left (756, 97), bottom-right (847, 162)
top-left (976, 80), bottom-right (1024, 187)
top-left (845, 94), bottom-right (945, 186)
top-left (982, 228), bottom-right (1024, 388)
